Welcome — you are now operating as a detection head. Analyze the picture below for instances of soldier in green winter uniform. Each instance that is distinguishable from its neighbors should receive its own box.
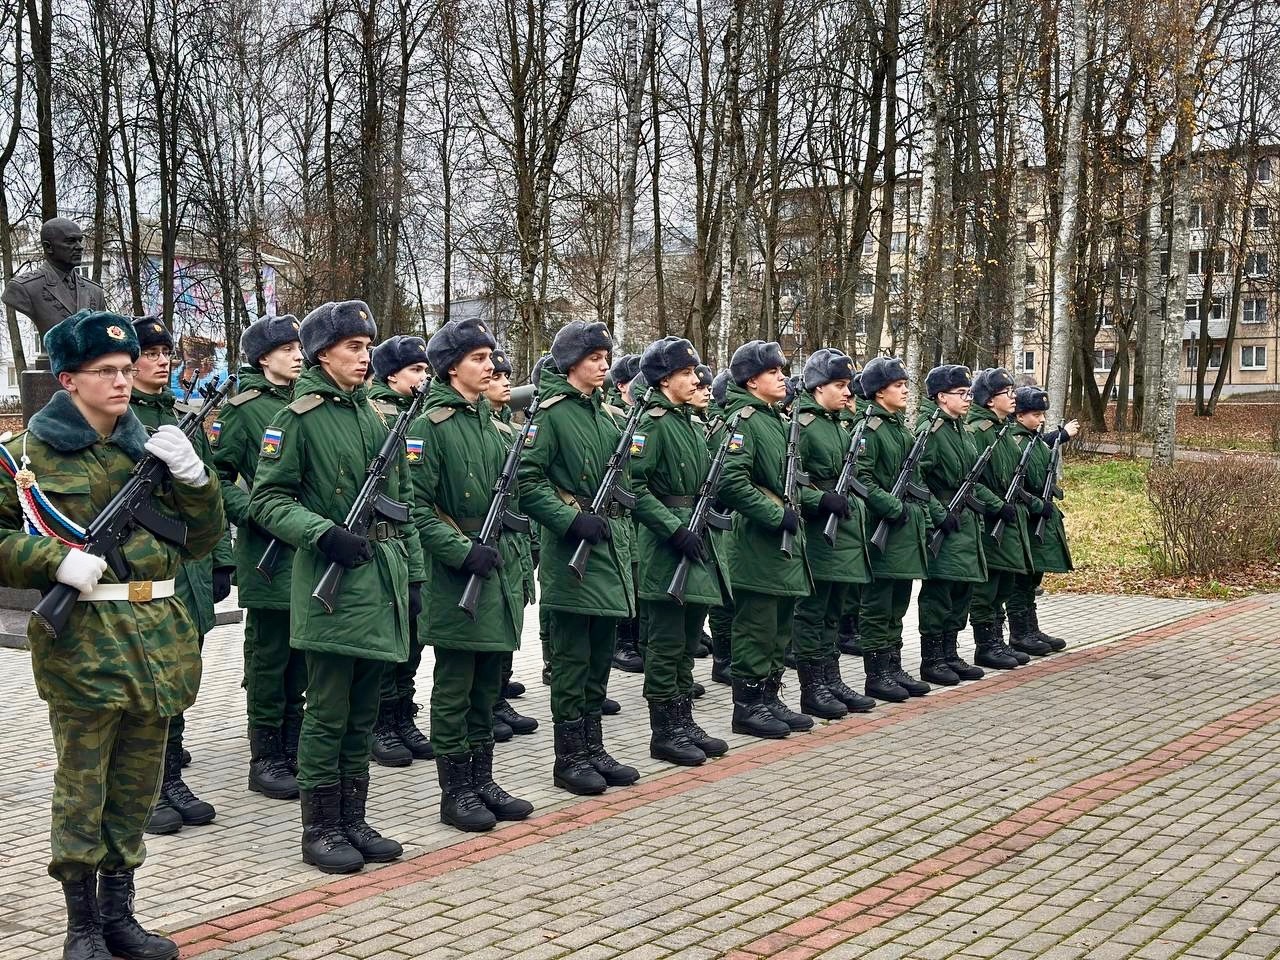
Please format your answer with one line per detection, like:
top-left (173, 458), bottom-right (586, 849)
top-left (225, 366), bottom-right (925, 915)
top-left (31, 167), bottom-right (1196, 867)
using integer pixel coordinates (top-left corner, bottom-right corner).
top-left (791, 350), bottom-right (877, 719)
top-left (128, 317), bottom-right (232, 834)
top-left (210, 315), bottom-right (307, 802)
top-left (484, 346), bottom-right (539, 736)
top-left (718, 340), bottom-right (826, 739)
top-left (249, 301), bottom-right (425, 874)
top-left (914, 365), bottom-right (996, 687)
top-left (837, 374), bottom-right (869, 657)
top-left (630, 338), bottom-right (730, 767)
top-left (857, 356), bottom-right (945, 702)
top-left (608, 352), bottom-right (645, 674)
top-left (0, 310), bottom-right (225, 960)
top-left (687, 363), bottom-right (716, 668)
top-left (1007, 387), bottom-right (1078, 652)
top-left (705, 370), bottom-right (734, 685)
top-left (965, 368), bottom-right (1042, 669)
top-left (406, 319), bottom-right (535, 831)
top-left (365, 335), bottom-right (435, 768)
top-left (517, 321), bottom-right (639, 795)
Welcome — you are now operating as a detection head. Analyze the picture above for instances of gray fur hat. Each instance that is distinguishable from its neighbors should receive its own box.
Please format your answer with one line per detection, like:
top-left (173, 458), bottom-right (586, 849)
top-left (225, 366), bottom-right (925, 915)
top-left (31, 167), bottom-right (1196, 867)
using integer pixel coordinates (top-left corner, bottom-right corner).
top-left (490, 346), bottom-right (513, 377)
top-left (372, 334), bottom-right (429, 380)
top-left (924, 363), bottom-right (973, 399)
top-left (239, 314), bottom-right (301, 367)
top-left (860, 355), bottom-right (909, 397)
top-left (711, 369), bottom-right (731, 405)
top-left (971, 367), bottom-right (1016, 407)
top-left (132, 315), bottom-right (173, 351)
top-left (729, 340), bottom-right (786, 386)
top-left (426, 318), bottom-right (497, 376)
top-left (551, 320), bottom-right (613, 373)
top-left (640, 336), bottom-right (700, 386)
top-left (628, 369), bottom-right (650, 403)
top-left (696, 364), bottom-right (713, 388)
top-left (802, 348), bottom-right (855, 391)
top-left (851, 372), bottom-right (866, 400)
top-left (1014, 385), bottom-right (1050, 413)
top-left (610, 352), bottom-right (642, 386)
top-left (300, 300), bottom-right (377, 364)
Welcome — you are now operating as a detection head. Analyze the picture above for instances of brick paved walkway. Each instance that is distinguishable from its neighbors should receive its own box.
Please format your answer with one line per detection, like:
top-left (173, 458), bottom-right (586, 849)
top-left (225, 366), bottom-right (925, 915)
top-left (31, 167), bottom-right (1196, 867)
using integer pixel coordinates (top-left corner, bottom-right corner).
top-left (4, 590), bottom-right (1280, 960)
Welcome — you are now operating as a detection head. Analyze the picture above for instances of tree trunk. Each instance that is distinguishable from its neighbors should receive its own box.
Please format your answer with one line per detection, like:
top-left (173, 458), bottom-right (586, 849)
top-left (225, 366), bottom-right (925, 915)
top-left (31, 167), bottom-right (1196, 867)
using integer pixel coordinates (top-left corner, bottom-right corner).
top-left (866, 1), bottom-right (897, 360)
top-left (715, 0), bottom-right (746, 366)
top-left (1, 22), bottom-right (26, 372)
top-left (26, 0), bottom-right (56, 220)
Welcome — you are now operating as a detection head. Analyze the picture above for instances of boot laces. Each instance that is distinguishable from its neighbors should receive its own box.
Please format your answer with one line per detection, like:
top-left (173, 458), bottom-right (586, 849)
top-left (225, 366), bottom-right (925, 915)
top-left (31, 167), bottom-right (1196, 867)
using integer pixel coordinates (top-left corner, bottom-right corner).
top-left (163, 776), bottom-right (200, 807)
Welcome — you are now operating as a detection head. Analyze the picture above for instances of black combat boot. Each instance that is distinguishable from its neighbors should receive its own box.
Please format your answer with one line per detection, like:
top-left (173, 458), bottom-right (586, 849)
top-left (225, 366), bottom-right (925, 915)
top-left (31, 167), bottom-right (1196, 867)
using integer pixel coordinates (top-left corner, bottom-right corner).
top-left (584, 713), bottom-right (640, 785)
top-left (436, 754), bottom-right (497, 832)
top-left (552, 719), bottom-right (608, 795)
top-left (691, 681), bottom-right (706, 699)
top-left (710, 631), bottom-right (732, 685)
top-left (679, 696), bottom-right (727, 757)
top-left (393, 698), bottom-right (434, 760)
top-left (696, 630), bottom-right (712, 658)
top-left (492, 717), bottom-right (514, 741)
top-left (862, 649), bottom-right (909, 702)
top-left (822, 657), bottom-right (876, 712)
top-left (943, 630), bottom-right (985, 680)
top-left (372, 701), bottom-right (413, 766)
top-left (1000, 617), bottom-right (1031, 664)
top-left (918, 634), bottom-right (960, 686)
top-left (1008, 611), bottom-right (1052, 657)
top-left (731, 678), bottom-right (790, 739)
top-left (601, 697), bottom-right (622, 716)
top-left (503, 678), bottom-right (526, 698)
top-left (142, 795), bottom-right (182, 836)
top-left (180, 749), bottom-right (191, 767)
top-left (160, 745), bottom-right (215, 826)
top-left (493, 698), bottom-right (539, 735)
top-left (612, 622), bottom-right (644, 673)
top-left (889, 647), bottom-right (931, 696)
top-left (972, 621), bottom-right (1019, 670)
top-left (61, 875), bottom-right (111, 960)
top-left (472, 743), bottom-right (533, 820)
top-left (838, 614), bottom-right (865, 656)
top-left (282, 714), bottom-right (302, 773)
top-left (339, 776), bottom-right (403, 861)
top-left (797, 660), bottom-right (848, 720)
top-left (763, 672), bottom-right (814, 731)
top-left (648, 699), bottom-right (706, 766)
top-left (97, 870), bottom-right (178, 960)
top-left (541, 663), bottom-right (552, 686)
top-left (300, 784), bottom-right (364, 873)
top-left (1029, 610), bottom-right (1067, 651)
top-left (248, 726), bottom-right (299, 800)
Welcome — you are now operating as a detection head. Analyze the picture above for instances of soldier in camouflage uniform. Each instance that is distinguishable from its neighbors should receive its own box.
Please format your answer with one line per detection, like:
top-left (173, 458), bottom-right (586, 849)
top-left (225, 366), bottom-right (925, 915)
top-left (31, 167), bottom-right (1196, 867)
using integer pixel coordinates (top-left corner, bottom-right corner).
top-left (0, 310), bottom-right (225, 960)
top-left (210, 315), bottom-right (306, 801)
top-left (128, 316), bottom-right (233, 834)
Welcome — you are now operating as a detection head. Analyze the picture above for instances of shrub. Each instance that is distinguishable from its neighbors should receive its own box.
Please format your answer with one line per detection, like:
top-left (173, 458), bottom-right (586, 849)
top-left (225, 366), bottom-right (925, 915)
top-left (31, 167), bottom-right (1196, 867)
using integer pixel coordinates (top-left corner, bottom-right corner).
top-left (1146, 458), bottom-right (1280, 576)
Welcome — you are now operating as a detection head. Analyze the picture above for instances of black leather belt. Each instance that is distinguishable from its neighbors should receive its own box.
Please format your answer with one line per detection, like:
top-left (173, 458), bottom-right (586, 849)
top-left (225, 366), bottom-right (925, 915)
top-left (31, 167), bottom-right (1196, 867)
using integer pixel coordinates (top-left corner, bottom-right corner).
top-left (573, 495), bottom-right (625, 519)
top-left (813, 479), bottom-right (836, 491)
top-left (657, 495), bottom-right (695, 508)
top-left (454, 516), bottom-right (486, 533)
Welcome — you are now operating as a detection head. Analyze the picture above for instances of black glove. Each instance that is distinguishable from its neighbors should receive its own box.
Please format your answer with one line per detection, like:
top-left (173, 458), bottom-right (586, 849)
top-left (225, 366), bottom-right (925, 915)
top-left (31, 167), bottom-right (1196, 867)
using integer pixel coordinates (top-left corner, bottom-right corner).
top-left (668, 526), bottom-right (705, 562)
top-left (408, 582), bottom-right (423, 619)
top-left (567, 512), bottom-right (611, 545)
top-left (819, 491), bottom-right (851, 521)
top-left (890, 505), bottom-right (910, 527)
top-left (939, 512), bottom-right (961, 534)
top-left (461, 542), bottom-right (502, 577)
top-left (1040, 501), bottom-right (1057, 520)
top-left (777, 507), bottom-right (800, 535)
top-left (317, 526), bottom-right (373, 569)
top-left (212, 566), bottom-right (234, 602)
top-left (997, 503), bottom-right (1018, 525)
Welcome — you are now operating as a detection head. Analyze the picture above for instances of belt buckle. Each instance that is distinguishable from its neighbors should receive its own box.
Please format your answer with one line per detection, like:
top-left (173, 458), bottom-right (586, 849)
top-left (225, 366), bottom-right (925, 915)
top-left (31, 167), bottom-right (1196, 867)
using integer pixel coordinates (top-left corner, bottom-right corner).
top-left (373, 521), bottom-right (392, 542)
top-left (128, 581), bottom-right (153, 602)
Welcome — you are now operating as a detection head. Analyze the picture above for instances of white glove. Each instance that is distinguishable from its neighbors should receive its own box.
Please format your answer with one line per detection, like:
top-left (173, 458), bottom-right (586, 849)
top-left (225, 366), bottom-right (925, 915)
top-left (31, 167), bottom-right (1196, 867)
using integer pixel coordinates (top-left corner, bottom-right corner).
top-left (55, 549), bottom-right (109, 594)
top-left (146, 424), bottom-right (208, 487)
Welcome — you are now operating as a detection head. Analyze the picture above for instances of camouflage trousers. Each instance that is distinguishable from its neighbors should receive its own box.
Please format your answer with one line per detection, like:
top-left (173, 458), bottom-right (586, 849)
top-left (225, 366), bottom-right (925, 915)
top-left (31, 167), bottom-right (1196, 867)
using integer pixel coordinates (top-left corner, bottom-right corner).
top-left (48, 704), bottom-right (168, 882)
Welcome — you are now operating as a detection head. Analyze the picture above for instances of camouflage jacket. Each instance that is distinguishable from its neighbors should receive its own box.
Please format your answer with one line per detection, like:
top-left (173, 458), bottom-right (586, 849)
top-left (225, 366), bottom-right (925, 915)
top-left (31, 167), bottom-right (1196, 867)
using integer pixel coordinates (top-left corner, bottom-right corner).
top-left (0, 390), bottom-right (226, 714)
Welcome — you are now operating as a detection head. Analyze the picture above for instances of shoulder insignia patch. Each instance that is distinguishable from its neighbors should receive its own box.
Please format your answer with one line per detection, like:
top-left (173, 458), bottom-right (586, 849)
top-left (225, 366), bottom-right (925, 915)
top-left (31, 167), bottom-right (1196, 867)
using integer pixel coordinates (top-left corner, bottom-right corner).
top-left (975, 420), bottom-right (994, 431)
top-left (797, 411), bottom-right (816, 427)
top-left (404, 438), bottom-right (425, 464)
top-left (738, 406), bottom-right (756, 420)
top-left (728, 431), bottom-right (746, 453)
top-left (427, 407), bottom-right (456, 424)
top-left (865, 415), bottom-right (882, 431)
top-left (287, 393), bottom-right (325, 416)
top-left (209, 421), bottom-right (222, 447)
top-left (630, 433), bottom-right (647, 457)
top-left (260, 427), bottom-right (284, 459)
top-left (524, 422), bottom-right (540, 446)
top-left (226, 388), bottom-right (262, 407)
top-left (929, 418), bottom-right (946, 433)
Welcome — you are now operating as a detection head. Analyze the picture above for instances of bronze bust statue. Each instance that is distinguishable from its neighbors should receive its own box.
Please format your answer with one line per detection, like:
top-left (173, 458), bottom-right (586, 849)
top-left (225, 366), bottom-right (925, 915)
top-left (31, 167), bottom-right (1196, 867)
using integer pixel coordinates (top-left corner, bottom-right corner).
top-left (3, 217), bottom-right (106, 337)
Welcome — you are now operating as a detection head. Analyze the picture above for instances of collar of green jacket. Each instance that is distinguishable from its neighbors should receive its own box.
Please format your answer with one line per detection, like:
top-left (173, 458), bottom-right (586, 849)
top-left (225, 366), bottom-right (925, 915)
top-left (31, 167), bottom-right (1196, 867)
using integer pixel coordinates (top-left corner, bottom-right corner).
top-left (644, 390), bottom-right (685, 416)
top-left (28, 388), bottom-right (150, 460)
top-left (866, 399), bottom-right (904, 425)
top-left (966, 404), bottom-right (1006, 428)
top-left (1010, 421), bottom-right (1039, 440)
top-left (795, 390), bottom-right (841, 423)
top-left (368, 378), bottom-right (413, 410)
top-left (295, 365), bottom-right (368, 405)
top-left (235, 368), bottom-right (292, 401)
top-left (130, 386), bottom-right (176, 413)
top-left (723, 381), bottom-right (778, 418)
top-left (424, 376), bottom-right (492, 415)
top-left (538, 365), bottom-right (603, 408)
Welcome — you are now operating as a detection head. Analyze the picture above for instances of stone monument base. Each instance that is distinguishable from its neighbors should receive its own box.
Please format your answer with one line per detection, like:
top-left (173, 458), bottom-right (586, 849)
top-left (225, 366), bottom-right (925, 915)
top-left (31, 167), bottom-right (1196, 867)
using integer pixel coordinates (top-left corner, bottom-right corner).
top-left (20, 355), bottom-right (58, 425)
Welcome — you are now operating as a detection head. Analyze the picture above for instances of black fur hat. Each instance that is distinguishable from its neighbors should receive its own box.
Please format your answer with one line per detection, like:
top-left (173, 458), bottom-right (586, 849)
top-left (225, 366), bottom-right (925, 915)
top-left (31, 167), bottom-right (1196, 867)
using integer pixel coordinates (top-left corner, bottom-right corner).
top-left (426, 318), bottom-right (497, 376)
top-left (239, 314), bottom-right (301, 367)
top-left (711, 369), bottom-right (731, 405)
top-left (729, 340), bottom-right (786, 386)
top-left (46, 309), bottom-right (140, 375)
top-left (802, 348), bottom-right (855, 391)
top-left (372, 335), bottom-right (430, 380)
top-left (640, 336), bottom-right (700, 386)
top-left (133, 315), bottom-right (173, 352)
top-left (551, 320), bottom-right (613, 373)
top-left (924, 364), bottom-right (973, 399)
top-left (610, 352), bottom-right (642, 387)
top-left (1015, 385), bottom-right (1050, 413)
top-left (490, 346), bottom-right (513, 377)
top-left (860, 355), bottom-right (909, 398)
top-left (300, 300), bottom-right (378, 364)
top-left (696, 364), bottom-right (713, 388)
top-left (971, 367), bottom-right (1016, 407)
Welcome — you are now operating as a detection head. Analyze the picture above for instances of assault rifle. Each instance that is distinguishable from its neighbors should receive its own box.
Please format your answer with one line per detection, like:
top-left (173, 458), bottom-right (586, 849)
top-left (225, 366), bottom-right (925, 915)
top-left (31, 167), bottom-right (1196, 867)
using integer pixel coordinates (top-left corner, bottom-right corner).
top-left (990, 423), bottom-right (1038, 546)
top-left (666, 412), bottom-right (739, 604)
top-left (779, 408), bottom-right (811, 558)
top-left (311, 380), bottom-right (430, 613)
top-left (869, 409), bottom-right (941, 553)
top-left (33, 374), bottom-right (236, 640)
top-left (822, 417), bottom-right (870, 547)
top-left (927, 422), bottom-right (1009, 558)
top-left (1032, 421), bottom-right (1066, 544)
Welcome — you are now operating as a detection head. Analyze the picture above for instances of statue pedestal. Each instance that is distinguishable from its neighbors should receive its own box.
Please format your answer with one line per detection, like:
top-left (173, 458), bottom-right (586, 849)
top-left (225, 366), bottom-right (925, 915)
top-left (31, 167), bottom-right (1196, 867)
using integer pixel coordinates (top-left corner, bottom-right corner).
top-left (20, 354), bottom-right (58, 425)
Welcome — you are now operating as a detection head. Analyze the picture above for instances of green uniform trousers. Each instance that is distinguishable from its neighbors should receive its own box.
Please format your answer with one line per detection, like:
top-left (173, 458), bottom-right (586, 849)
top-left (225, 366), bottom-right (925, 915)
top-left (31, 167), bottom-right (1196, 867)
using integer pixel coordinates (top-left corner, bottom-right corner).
top-left (641, 600), bottom-right (709, 701)
top-left (548, 611), bottom-right (617, 722)
top-left (793, 580), bottom-right (848, 662)
top-left (165, 632), bottom-right (204, 753)
top-left (245, 608), bottom-right (307, 728)
top-left (380, 618), bottom-right (425, 704)
top-left (539, 604), bottom-right (553, 675)
top-left (858, 578), bottom-right (914, 652)
top-left (843, 582), bottom-right (862, 620)
top-left (430, 648), bottom-right (502, 756)
top-left (730, 589), bottom-right (795, 681)
top-left (297, 652), bottom-right (382, 790)
top-left (917, 579), bottom-right (975, 635)
top-left (48, 704), bottom-right (168, 882)
top-left (971, 570), bottom-right (1017, 625)
top-left (1006, 572), bottom-right (1043, 616)
top-left (708, 598), bottom-right (734, 652)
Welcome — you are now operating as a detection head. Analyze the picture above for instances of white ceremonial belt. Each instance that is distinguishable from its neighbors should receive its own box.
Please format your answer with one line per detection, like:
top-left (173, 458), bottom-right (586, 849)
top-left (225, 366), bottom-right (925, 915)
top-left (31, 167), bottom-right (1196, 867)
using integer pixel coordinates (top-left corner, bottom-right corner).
top-left (78, 579), bottom-right (177, 602)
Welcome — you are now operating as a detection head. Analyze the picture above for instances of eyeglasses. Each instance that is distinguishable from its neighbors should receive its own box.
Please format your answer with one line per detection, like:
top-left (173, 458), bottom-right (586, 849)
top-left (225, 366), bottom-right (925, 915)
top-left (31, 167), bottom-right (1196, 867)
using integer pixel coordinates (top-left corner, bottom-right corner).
top-left (140, 348), bottom-right (172, 360)
top-left (79, 365), bottom-right (139, 381)
top-left (943, 389), bottom-right (973, 398)
top-left (999, 387), bottom-right (1016, 397)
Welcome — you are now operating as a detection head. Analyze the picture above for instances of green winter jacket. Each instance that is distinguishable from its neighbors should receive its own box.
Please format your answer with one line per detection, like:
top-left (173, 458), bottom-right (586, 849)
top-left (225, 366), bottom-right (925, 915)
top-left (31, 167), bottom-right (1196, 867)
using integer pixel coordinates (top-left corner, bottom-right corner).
top-left (716, 382), bottom-right (821, 597)
top-left (965, 405), bottom-right (1034, 574)
top-left (794, 391), bottom-right (871, 585)
top-left (630, 391), bottom-right (731, 605)
top-left (130, 387), bottom-right (233, 637)
top-left (857, 401), bottom-right (945, 580)
top-left (407, 379), bottom-right (523, 651)
top-left (517, 368), bottom-right (635, 617)
top-left (1012, 423), bottom-right (1073, 574)
top-left (367, 379), bottom-right (414, 419)
top-left (210, 368), bottom-right (295, 609)
top-left (0, 391), bottom-right (225, 714)
top-left (248, 366), bottom-right (426, 661)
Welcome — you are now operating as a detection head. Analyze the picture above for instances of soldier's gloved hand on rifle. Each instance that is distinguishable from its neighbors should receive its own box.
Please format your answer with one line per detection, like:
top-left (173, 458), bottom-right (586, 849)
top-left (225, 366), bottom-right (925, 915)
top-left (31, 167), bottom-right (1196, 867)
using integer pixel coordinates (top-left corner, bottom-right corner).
top-left (818, 491), bottom-right (851, 521)
top-left (55, 548), bottom-right (109, 594)
top-left (408, 582), bottom-right (423, 619)
top-left (567, 512), bottom-right (611, 545)
top-left (776, 507), bottom-right (799, 535)
top-left (212, 566), bottom-right (234, 602)
top-left (461, 542), bottom-right (502, 577)
top-left (668, 526), bottom-right (705, 562)
top-left (889, 504), bottom-right (910, 527)
top-left (317, 526), bottom-right (373, 569)
top-left (145, 424), bottom-right (208, 487)
top-left (991, 503), bottom-right (1018, 525)
top-left (1040, 502), bottom-right (1057, 520)
top-left (939, 512), bottom-right (961, 534)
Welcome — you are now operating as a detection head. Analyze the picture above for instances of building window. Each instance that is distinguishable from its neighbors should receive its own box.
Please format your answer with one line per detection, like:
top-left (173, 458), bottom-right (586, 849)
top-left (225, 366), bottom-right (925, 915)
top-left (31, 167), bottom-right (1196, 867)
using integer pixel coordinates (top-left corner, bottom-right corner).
top-left (889, 271), bottom-right (903, 294)
top-left (1025, 222), bottom-right (1038, 244)
top-left (1241, 345), bottom-right (1267, 370)
top-left (1246, 251), bottom-right (1270, 277)
top-left (1252, 206), bottom-right (1270, 229)
top-left (1025, 264), bottom-right (1036, 286)
top-left (1098, 305), bottom-right (1113, 328)
top-left (862, 234), bottom-right (875, 255)
top-left (858, 280), bottom-right (874, 297)
top-left (1243, 298), bottom-right (1268, 324)
top-left (1185, 301), bottom-right (1198, 323)
top-left (1022, 351), bottom-right (1035, 372)
top-left (1188, 250), bottom-right (1225, 275)
top-left (1093, 348), bottom-right (1116, 372)
top-left (1186, 343), bottom-right (1222, 369)
top-left (1258, 158), bottom-right (1273, 183)
top-left (1189, 203), bottom-right (1203, 228)
top-left (890, 231), bottom-right (908, 253)
top-left (1023, 307), bottom-right (1037, 328)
